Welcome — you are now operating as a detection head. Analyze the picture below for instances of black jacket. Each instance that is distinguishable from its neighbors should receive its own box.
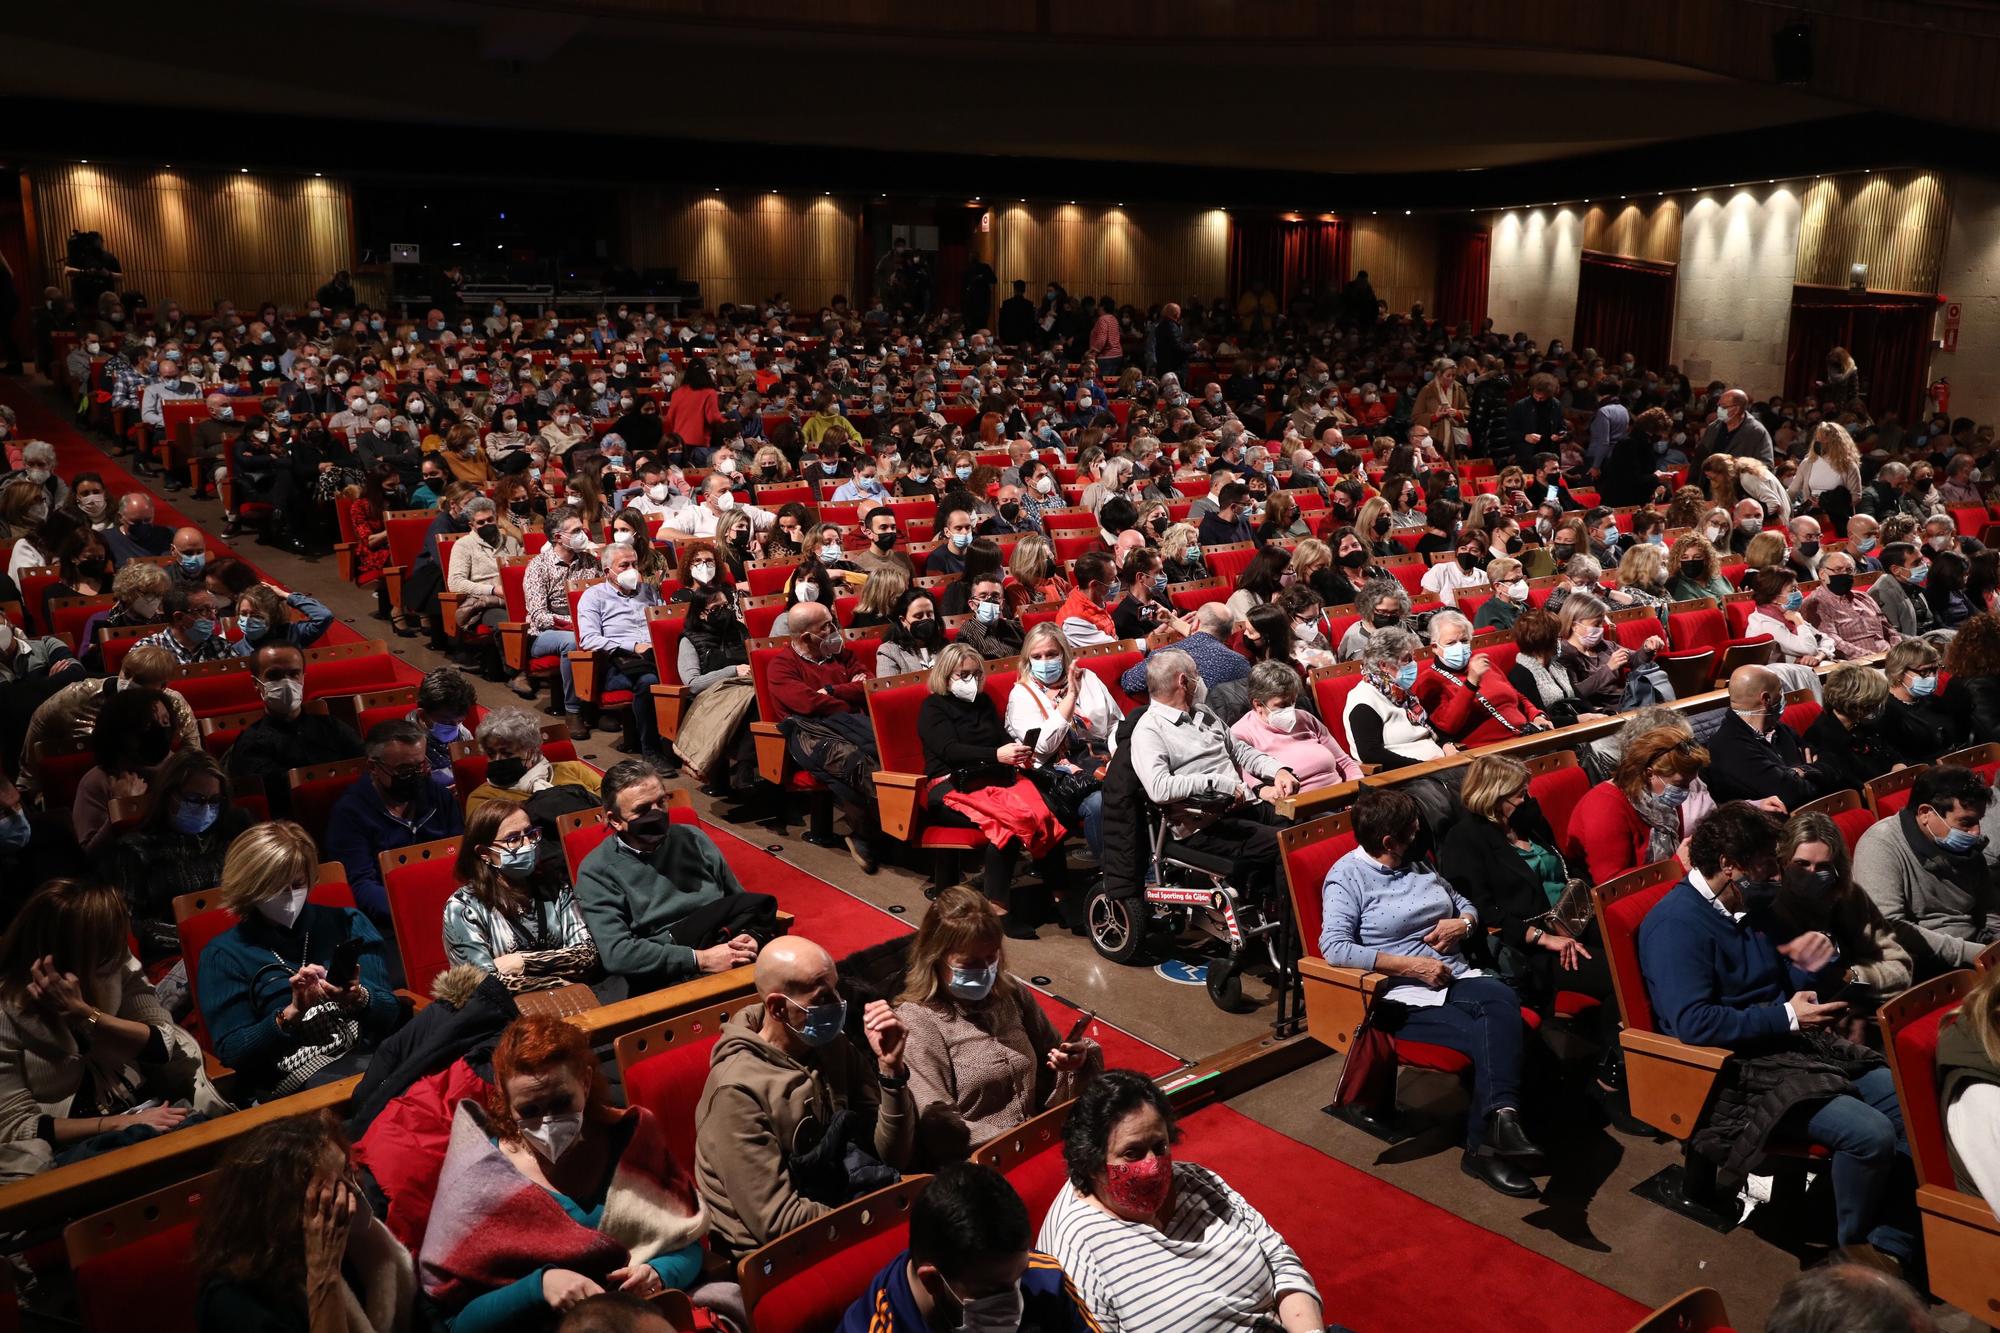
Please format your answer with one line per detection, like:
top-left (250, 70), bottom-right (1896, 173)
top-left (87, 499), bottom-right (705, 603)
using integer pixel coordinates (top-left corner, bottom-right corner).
top-left (1944, 673), bottom-right (2000, 745)
top-left (1436, 806), bottom-right (1562, 958)
top-left (1505, 396), bottom-right (1567, 467)
top-left (1880, 694), bottom-right (1964, 764)
top-left (997, 295), bottom-right (1038, 346)
top-left (346, 972), bottom-right (517, 1137)
top-left (1802, 712), bottom-right (1900, 794)
top-left (1099, 706), bottom-right (1153, 901)
top-left (1704, 711), bottom-right (1837, 808)
top-left (917, 692), bottom-right (1011, 783)
top-left (1598, 432), bottom-right (1661, 506)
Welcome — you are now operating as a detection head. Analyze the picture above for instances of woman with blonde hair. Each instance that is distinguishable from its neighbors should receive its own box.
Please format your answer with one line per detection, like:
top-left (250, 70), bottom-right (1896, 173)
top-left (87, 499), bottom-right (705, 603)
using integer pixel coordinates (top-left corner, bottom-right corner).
top-left (1790, 421), bottom-right (1864, 530)
top-left (1740, 529), bottom-right (1790, 588)
top-left (1824, 345), bottom-right (1862, 410)
top-left (1614, 543), bottom-right (1672, 609)
top-left (1565, 726), bottom-right (1710, 884)
top-left (1710, 453), bottom-right (1790, 527)
top-left (1355, 495), bottom-right (1396, 556)
top-left (1555, 591), bottom-right (1662, 712)
top-left (893, 885), bottom-right (1100, 1166)
top-left (0, 478), bottom-right (48, 542)
top-left (1005, 532), bottom-right (1068, 616)
top-left (1667, 532), bottom-right (1733, 601)
top-left (917, 644), bottom-right (1074, 937)
top-left (1941, 963), bottom-right (2000, 1209)
top-left (1158, 521), bottom-right (1206, 584)
top-left (198, 822), bottom-right (406, 1102)
top-left (0, 879), bottom-right (218, 1181)
top-left (849, 563), bottom-right (910, 630)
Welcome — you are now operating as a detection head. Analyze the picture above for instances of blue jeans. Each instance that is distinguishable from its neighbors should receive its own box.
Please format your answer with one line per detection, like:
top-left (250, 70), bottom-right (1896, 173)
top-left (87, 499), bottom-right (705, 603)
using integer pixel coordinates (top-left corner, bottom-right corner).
top-left (1795, 1066), bottom-right (1920, 1261)
top-left (528, 629), bottom-right (578, 712)
top-left (1078, 790), bottom-right (1103, 860)
top-left (1384, 975), bottom-right (1525, 1148)
top-left (606, 665), bottom-right (661, 755)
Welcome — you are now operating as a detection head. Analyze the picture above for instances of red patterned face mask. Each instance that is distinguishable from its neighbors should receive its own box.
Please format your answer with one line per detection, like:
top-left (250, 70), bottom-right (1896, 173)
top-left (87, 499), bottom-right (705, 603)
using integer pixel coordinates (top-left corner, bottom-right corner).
top-left (1103, 1153), bottom-right (1173, 1216)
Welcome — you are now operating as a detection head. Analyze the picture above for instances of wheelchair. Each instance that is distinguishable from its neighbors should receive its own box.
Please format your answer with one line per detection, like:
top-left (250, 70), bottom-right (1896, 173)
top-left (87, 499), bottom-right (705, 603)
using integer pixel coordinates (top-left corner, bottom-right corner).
top-left (1083, 801), bottom-right (1289, 1013)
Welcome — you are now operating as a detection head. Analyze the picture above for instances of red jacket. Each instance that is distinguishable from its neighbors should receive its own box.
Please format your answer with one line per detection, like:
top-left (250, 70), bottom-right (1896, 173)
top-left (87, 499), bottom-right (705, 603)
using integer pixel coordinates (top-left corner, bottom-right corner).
top-left (1563, 780), bottom-right (1653, 887)
top-left (767, 644), bottom-right (867, 722)
top-left (353, 1059), bottom-right (491, 1251)
top-left (1414, 662), bottom-right (1542, 747)
top-left (662, 385), bottom-right (720, 449)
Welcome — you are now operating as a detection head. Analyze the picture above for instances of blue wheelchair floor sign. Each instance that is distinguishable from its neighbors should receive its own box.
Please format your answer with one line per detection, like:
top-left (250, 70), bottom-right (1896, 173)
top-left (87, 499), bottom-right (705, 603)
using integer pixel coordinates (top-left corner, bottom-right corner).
top-left (1154, 958), bottom-right (1209, 986)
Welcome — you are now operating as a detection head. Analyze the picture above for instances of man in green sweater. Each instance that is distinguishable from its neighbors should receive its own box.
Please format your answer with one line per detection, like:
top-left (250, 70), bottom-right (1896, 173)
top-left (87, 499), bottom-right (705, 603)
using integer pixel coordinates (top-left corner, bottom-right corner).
top-left (575, 759), bottom-right (774, 992)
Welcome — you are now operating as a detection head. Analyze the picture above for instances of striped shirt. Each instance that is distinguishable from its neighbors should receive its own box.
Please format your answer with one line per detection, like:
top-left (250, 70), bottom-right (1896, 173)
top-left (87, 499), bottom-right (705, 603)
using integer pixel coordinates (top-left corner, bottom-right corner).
top-left (1037, 1164), bottom-right (1318, 1332)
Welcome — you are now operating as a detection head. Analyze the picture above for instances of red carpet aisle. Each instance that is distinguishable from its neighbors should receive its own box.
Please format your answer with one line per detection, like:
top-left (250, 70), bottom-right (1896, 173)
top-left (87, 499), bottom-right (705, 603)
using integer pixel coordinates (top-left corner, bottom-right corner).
top-left (0, 381), bottom-right (393, 658)
top-left (1178, 1105), bottom-right (1648, 1332)
top-left (705, 824), bottom-right (1182, 1077)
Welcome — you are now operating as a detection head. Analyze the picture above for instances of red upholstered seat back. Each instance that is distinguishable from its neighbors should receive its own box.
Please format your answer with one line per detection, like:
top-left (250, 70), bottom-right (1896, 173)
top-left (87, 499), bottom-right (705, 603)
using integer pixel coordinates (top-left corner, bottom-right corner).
top-left (1669, 606), bottom-right (1728, 655)
top-left (292, 766), bottom-right (366, 847)
top-left (384, 842), bottom-right (463, 994)
top-left (1003, 1142), bottom-right (1070, 1226)
top-left (1529, 762), bottom-right (1592, 851)
top-left (1827, 802), bottom-right (1874, 856)
top-left (623, 1029), bottom-right (728, 1171)
top-left (745, 1199), bottom-right (918, 1333)
top-left (74, 1221), bottom-right (200, 1333)
top-left (1723, 597), bottom-right (1755, 638)
top-left (1894, 1004), bottom-right (1959, 1189)
top-left (1476, 640), bottom-right (1520, 678)
top-left (564, 820), bottom-right (612, 883)
top-left (38, 749), bottom-right (98, 811)
top-left (748, 641), bottom-right (789, 723)
top-left (1782, 698), bottom-right (1822, 737)
top-left (1284, 814), bottom-right (1357, 961)
top-left (1386, 561), bottom-right (1427, 597)
top-left (1309, 662), bottom-right (1366, 734)
top-left (744, 597), bottom-right (787, 639)
top-left (1604, 879), bottom-right (1677, 1035)
top-left (1610, 615), bottom-right (1658, 653)
top-left (1077, 646), bottom-right (1143, 709)
top-left (746, 560), bottom-right (801, 597)
top-left (385, 514), bottom-right (433, 569)
top-left (1167, 580), bottom-right (1228, 613)
top-left (49, 595), bottom-right (114, 646)
top-left (171, 668), bottom-right (259, 718)
top-left (499, 559), bottom-right (531, 620)
top-left (1202, 542), bottom-right (1256, 586)
top-left (1951, 505), bottom-right (1990, 538)
top-left (868, 678), bottom-right (931, 775)
top-left (647, 610), bottom-right (689, 688)
top-left (305, 651), bottom-right (402, 701)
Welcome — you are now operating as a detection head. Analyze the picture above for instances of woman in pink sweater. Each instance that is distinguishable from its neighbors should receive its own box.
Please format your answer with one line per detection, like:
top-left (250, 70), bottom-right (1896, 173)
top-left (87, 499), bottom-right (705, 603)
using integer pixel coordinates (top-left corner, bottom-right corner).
top-left (1228, 659), bottom-right (1362, 791)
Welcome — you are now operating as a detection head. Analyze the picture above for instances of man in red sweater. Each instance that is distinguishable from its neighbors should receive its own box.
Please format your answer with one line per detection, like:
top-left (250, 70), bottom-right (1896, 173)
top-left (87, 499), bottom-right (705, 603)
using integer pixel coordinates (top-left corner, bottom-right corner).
top-left (765, 602), bottom-right (880, 872)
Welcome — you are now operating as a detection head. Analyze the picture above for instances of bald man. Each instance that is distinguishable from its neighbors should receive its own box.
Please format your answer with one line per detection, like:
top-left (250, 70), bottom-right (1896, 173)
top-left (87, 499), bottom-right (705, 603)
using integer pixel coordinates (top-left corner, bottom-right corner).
top-left (693, 934), bottom-right (914, 1261)
top-left (1700, 388), bottom-right (1774, 466)
top-left (1704, 666), bottom-right (1837, 809)
top-left (168, 526), bottom-right (209, 592)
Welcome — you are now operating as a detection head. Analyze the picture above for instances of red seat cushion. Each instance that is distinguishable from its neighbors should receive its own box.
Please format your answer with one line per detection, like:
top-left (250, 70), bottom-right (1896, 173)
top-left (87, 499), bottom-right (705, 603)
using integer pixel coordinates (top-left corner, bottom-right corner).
top-left (1282, 818), bottom-right (1357, 962)
top-left (1668, 606), bottom-right (1728, 655)
top-left (746, 1214), bottom-right (914, 1333)
top-left (75, 1221), bottom-right (200, 1333)
top-left (1001, 1144), bottom-right (1070, 1224)
top-left (1527, 763), bottom-right (1591, 852)
top-left (384, 853), bottom-right (462, 994)
top-left (1893, 1002), bottom-right (1959, 1189)
top-left (1394, 1039), bottom-right (1471, 1074)
top-left (1554, 991), bottom-right (1602, 1019)
top-left (623, 1033), bottom-right (725, 1172)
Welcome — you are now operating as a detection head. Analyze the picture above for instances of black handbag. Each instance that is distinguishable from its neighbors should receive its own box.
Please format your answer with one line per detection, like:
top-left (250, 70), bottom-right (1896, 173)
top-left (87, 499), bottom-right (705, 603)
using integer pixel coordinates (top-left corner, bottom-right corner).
top-left (1029, 765), bottom-right (1101, 826)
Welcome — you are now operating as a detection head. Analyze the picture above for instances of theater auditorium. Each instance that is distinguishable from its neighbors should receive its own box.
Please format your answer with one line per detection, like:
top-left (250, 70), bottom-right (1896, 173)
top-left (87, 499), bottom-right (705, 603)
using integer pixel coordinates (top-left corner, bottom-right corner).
top-left (0, 3), bottom-right (1997, 1331)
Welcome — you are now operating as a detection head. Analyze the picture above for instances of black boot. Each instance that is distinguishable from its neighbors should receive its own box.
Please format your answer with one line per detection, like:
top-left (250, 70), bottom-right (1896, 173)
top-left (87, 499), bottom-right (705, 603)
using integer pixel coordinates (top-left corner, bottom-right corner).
top-left (1461, 1150), bottom-right (1538, 1199)
top-left (1480, 1108), bottom-right (1546, 1165)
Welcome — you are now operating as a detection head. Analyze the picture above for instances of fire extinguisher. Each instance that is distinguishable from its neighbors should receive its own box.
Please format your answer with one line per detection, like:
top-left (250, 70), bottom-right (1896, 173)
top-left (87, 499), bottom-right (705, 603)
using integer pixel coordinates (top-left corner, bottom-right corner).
top-left (1931, 378), bottom-right (1951, 416)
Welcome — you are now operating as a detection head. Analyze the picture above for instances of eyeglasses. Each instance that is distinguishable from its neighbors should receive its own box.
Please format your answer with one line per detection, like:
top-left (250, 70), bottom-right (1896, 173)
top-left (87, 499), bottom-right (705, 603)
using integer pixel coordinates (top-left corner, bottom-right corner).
top-left (491, 827), bottom-right (542, 852)
top-left (375, 759), bottom-right (431, 782)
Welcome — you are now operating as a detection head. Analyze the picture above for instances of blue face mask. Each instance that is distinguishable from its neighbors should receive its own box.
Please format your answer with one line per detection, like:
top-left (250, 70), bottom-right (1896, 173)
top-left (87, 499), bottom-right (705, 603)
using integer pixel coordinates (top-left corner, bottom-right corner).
top-left (238, 615), bottom-right (269, 642)
top-left (494, 843), bottom-right (538, 877)
top-left (187, 617), bottom-right (215, 643)
top-left (1856, 536), bottom-right (1879, 554)
top-left (946, 961), bottom-right (999, 1002)
top-left (975, 600), bottom-right (1002, 624)
top-left (1909, 563), bottom-right (1930, 585)
top-left (1658, 783), bottom-right (1691, 807)
top-left (783, 996), bottom-right (848, 1048)
top-left (171, 800), bottom-right (220, 835)
top-left (950, 530), bottom-right (972, 550)
top-left (1394, 661), bottom-right (1419, 691)
top-left (1031, 657), bottom-right (1065, 684)
top-left (178, 553), bottom-right (205, 575)
top-left (821, 461), bottom-right (839, 474)
top-left (1438, 642), bottom-right (1471, 671)
top-left (1941, 826), bottom-right (1986, 855)
top-left (430, 720), bottom-right (461, 744)
top-left (1783, 590), bottom-right (1802, 611)
top-left (0, 810), bottom-right (31, 851)
top-left (955, 465), bottom-right (973, 480)
top-left (1911, 672), bottom-right (1938, 697)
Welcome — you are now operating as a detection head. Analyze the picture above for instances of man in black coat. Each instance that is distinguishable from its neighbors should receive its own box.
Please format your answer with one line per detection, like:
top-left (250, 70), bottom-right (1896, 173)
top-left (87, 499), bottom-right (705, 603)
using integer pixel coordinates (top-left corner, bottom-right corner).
top-left (996, 280), bottom-right (1038, 347)
top-left (1705, 667), bottom-right (1839, 809)
top-left (1151, 302), bottom-right (1191, 379)
top-left (1506, 372), bottom-right (1568, 468)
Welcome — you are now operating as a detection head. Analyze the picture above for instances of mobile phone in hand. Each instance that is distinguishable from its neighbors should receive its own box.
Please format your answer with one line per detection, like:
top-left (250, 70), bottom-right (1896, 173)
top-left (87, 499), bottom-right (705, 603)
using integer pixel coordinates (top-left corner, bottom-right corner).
top-left (329, 938), bottom-right (363, 988)
top-left (1065, 1010), bottom-right (1096, 1044)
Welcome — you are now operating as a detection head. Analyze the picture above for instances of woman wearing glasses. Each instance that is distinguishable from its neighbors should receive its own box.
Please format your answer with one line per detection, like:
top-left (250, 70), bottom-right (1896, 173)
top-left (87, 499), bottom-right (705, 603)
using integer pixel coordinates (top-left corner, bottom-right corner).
top-left (102, 749), bottom-right (252, 956)
top-left (442, 802), bottom-right (599, 992)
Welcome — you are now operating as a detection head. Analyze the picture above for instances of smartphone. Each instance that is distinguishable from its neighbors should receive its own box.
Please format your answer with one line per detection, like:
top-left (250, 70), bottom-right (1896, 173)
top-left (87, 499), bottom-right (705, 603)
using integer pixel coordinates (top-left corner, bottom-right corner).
top-left (1820, 979), bottom-right (1878, 1014)
top-left (329, 937), bottom-right (363, 989)
top-left (1023, 728), bottom-right (1043, 751)
top-left (1065, 1010), bottom-right (1096, 1044)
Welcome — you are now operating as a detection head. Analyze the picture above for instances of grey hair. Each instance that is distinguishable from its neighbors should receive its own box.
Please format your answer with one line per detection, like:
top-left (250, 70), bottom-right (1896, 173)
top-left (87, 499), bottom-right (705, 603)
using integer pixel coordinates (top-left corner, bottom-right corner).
top-left (1247, 658), bottom-right (1301, 706)
top-left (1358, 577), bottom-right (1410, 617)
top-left (363, 718), bottom-right (425, 759)
top-left (1360, 626), bottom-right (1421, 672)
top-left (1194, 601), bottom-right (1234, 637)
top-left (1615, 705), bottom-right (1691, 748)
top-left (1144, 649), bottom-right (1199, 701)
top-left (1876, 460), bottom-right (1909, 484)
top-left (1765, 1262), bottom-right (1933, 1333)
top-left (475, 707), bottom-right (545, 755)
top-left (1426, 609), bottom-right (1471, 643)
top-left (1558, 591), bottom-right (1609, 635)
top-left (20, 441), bottom-right (56, 467)
top-left (463, 496), bottom-right (497, 519)
top-left (1562, 555), bottom-right (1602, 583)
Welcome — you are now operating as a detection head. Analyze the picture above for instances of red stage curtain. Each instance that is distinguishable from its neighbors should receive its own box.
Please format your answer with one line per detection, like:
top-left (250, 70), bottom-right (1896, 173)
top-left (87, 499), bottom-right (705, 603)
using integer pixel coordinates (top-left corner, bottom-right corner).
top-left (1434, 226), bottom-right (1490, 330)
top-left (1227, 218), bottom-right (1348, 313)
top-left (1572, 251), bottom-right (1676, 374)
top-left (1784, 287), bottom-right (1939, 423)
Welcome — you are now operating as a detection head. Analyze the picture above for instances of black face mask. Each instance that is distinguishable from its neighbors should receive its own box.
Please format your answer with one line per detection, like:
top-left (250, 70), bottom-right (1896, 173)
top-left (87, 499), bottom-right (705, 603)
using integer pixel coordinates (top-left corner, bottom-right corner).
top-left (485, 756), bottom-right (528, 788)
top-left (705, 608), bottom-right (740, 637)
top-left (873, 530), bottom-right (899, 551)
top-left (1552, 543), bottom-right (1575, 561)
top-left (136, 726), bottom-right (173, 765)
top-left (911, 618), bottom-right (942, 646)
top-left (1339, 549), bottom-right (1369, 569)
top-left (477, 524), bottom-right (503, 548)
top-left (1455, 552), bottom-right (1479, 572)
top-left (1505, 537), bottom-right (1523, 555)
top-left (999, 503), bottom-right (1021, 523)
top-left (1826, 573), bottom-right (1854, 597)
top-left (1373, 518), bottom-right (1390, 536)
top-left (383, 772), bottom-right (423, 803)
top-left (621, 808), bottom-right (670, 848)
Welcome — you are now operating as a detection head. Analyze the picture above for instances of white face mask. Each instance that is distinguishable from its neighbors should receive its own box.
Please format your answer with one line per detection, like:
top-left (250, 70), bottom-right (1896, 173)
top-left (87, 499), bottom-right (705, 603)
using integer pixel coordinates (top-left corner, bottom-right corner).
top-left (713, 491), bottom-right (736, 513)
top-left (614, 567), bottom-right (642, 592)
top-left (259, 676), bottom-right (304, 716)
top-left (519, 1111), bottom-right (584, 1163)
top-left (949, 676), bottom-right (981, 702)
top-left (647, 483), bottom-right (670, 503)
top-left (1267, 706), bottom-right (1299, 732)
top-left (689, 561), bottom-right (715, 583)
top-left (1505, 579), bottom-right (1529, 601)
top-left (258, 885), bottom-right (309, 930)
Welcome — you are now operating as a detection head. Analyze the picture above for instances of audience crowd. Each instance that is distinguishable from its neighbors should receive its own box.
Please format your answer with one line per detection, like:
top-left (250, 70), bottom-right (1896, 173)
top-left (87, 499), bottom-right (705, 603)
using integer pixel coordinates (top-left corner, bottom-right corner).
top-left (0, 270), bottom-right (1994, 1328)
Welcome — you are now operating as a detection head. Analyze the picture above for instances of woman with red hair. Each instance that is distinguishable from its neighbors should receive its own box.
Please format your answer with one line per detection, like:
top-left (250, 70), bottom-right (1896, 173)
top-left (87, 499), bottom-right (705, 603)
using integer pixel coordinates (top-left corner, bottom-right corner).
top-left (419, 1016), bottom-right (709, 1325)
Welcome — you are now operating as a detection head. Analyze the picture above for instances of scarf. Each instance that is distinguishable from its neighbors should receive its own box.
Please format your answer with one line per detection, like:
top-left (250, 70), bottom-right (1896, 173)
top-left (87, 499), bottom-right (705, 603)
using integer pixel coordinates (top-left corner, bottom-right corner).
top-left (1364, 668), bottom-right (1429, 731)
top-left (419, 1101), bottom-right (707, 1309)
top-left (1630, 787), bottom-right (1683, 863)
top-left (1517, 654), bottom-right (1577, 707)
top-left (328, 1209), bottom-right (418, 1333)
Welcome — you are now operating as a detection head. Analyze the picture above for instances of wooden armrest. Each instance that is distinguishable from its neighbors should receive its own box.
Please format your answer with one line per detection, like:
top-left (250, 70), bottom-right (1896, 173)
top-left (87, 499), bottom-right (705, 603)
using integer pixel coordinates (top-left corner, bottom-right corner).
top-left (498, 620), bottom-right (529, 673)
top-left (1294, 958), bottom-right (1384, 1052)
top-left (651, 681), bottom-right (691, 742)
top-left (875, 770), bottom-right (925, 841)
top-left (1276, 779), bottom-right (1359, 822)
top-left (1619, 1028), bottom-right (1729, 1140)
top-left (751, 720), bottom-right (787, 785)
top-left (396, 988), bottom-right (430, 1012)
top-left (572, 971), bottom-right (757, 1042)
top-left (1918, 1183), bottom-right (2000, 1232)
top-left (1914, 1183), bottom-right (2000, 1325)
top-left (335, 542), bottom-right (357, 584)
top-left (383, 565), bottom-right (407, 608)
top-left (436, 590), bottom-right (464, 641)
top-left (569, 648), bottom-right (606, 704)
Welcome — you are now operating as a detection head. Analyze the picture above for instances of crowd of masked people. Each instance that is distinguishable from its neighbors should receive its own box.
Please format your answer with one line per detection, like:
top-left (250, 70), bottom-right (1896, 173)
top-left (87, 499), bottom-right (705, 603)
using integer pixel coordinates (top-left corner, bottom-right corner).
top-left (6, 272), bottom-right (1998, 1326)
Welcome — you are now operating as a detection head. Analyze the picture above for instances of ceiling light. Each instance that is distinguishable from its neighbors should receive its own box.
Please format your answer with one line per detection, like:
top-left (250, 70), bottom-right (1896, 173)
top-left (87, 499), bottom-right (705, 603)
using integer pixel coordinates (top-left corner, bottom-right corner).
top-left (313, 171), bottom-right (322, 177)
top-left (1403, 209), bottom-right (1411, 216)
top-left (240, 167), bottom-right (249, 173)
top-left (78, 159), bottom-right (87, 164)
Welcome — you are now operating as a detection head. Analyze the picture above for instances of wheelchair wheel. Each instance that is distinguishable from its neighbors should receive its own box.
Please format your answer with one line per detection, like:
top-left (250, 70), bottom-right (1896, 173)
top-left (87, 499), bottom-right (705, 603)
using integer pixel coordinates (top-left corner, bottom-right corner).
top-left (1087, 888), bottom-right (1147, 964)
top-left (1205, 952), bottom-right (1252, 1013)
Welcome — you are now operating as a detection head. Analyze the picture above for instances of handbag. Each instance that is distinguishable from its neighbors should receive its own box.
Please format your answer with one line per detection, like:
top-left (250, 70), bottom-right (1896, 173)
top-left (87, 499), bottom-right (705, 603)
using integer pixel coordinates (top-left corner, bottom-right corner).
top-left (1330, 1000), bottom-right (1400, 1109)
top-left (1028, 764), bottom-right (1102, 826)
top-left (1533, 876), bottom-right (1597, 939)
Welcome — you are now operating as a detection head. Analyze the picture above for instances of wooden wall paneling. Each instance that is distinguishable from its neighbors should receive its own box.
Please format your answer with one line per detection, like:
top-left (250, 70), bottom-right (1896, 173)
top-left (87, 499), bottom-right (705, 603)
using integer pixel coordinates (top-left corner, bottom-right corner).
top-left (1580, 199), bottom-right (1683, 266)
top-left (1346, 215), bottom-right (1439, 319)
top-left (620, 190), bottom-right (859, 312)
top-left (33, 165), bottom-right (352, 311)
top-left (983, 203), bottom-right (1227, 310)
top-left (1796, 169), bottom-right (1953, 295)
